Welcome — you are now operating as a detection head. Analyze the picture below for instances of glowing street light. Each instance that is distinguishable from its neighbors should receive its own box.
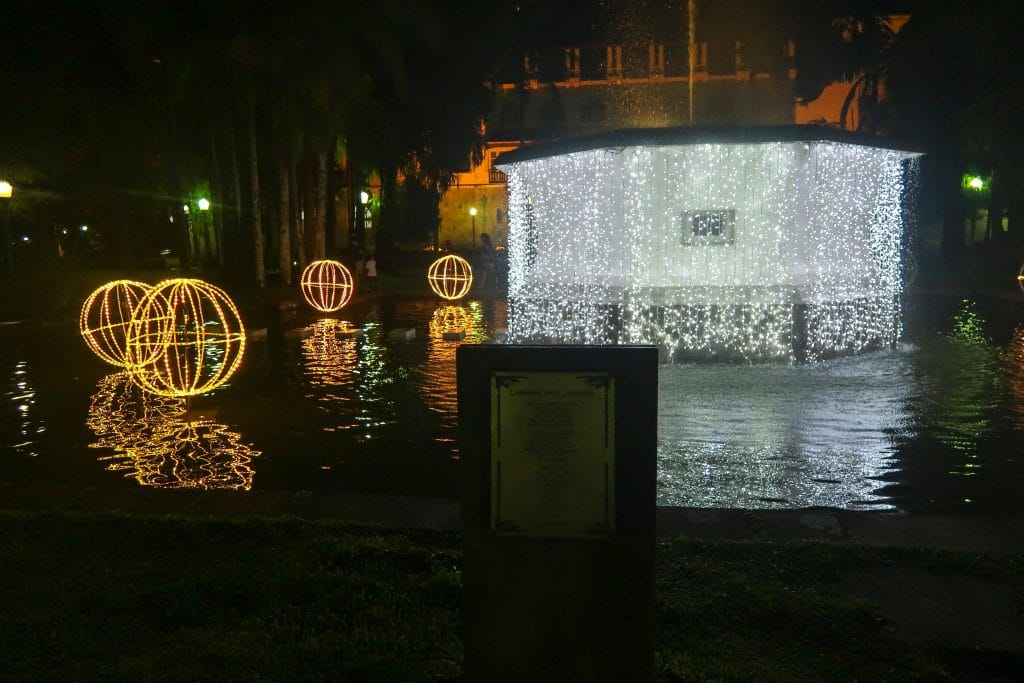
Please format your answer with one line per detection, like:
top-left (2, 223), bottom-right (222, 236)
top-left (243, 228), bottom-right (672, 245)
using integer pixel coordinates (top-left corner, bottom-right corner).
top-left (0, 180), bottom-right (13, 279)
top-left (197, 197), bottom-right (210, 211)
top-left (964, 174), bottom-right (986, 191)
top-left (360, 190), bottom-right (369, 205)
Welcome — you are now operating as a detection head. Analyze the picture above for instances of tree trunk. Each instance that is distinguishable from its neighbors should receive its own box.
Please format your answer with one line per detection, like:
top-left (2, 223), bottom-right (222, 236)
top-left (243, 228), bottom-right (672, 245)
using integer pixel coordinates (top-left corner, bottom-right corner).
top-left (312, 148), bottom-right (328, 260)
top-left (208, 109), bottom-right (225, 269)
top-left (292, 159), bottom-right (306, 272)
top-left (244, 66), bottom-right (265, 288)
top-left (277, 138), bottom-right (293, 285)
top-left (379, 164), bottom-right (399, 260)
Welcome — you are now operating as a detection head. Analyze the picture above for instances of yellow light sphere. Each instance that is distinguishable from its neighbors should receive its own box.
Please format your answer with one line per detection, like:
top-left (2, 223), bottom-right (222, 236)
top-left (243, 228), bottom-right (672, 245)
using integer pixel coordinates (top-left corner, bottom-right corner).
top-left (126, 278), bottom-right (246, 397)
top-left (80, 280), bottom-right (155, 367)
top-left (301, 260), bottom-right (354, 312)
top-left (427, 255), bottom-right (473, 300)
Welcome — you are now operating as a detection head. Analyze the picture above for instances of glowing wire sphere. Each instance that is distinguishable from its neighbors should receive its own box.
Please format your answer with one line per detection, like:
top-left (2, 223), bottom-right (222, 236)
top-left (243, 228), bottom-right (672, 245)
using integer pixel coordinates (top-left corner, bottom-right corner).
top-left (80, 280), bottom-right (156, 367)
top-left (301, 260), bottom-right (354, 312)
top-left (126, 278), bottom-right (246, 397)
top-left (427, 255), bottom-right (473, 300)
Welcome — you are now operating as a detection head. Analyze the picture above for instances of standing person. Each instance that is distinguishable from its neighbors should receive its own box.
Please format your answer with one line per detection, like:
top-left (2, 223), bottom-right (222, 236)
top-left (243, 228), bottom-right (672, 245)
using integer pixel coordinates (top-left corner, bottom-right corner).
top-left (365, 252), bottom-right (377, 291)
top-left (478, 233), bottom-right (496, 291)
top-left (353, 240), bottom-right (366, 288)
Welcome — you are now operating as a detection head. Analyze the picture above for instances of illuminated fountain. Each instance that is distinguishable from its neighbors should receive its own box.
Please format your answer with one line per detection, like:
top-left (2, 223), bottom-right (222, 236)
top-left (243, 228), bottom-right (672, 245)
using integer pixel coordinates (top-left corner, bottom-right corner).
top-left (497, 126), bottom-right (922, 361)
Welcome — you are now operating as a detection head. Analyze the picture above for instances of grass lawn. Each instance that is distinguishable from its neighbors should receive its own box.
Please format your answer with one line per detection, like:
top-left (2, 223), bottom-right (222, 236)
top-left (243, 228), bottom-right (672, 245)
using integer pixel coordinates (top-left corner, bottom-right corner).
top-left (1, 511), bottom-right (1021, 681)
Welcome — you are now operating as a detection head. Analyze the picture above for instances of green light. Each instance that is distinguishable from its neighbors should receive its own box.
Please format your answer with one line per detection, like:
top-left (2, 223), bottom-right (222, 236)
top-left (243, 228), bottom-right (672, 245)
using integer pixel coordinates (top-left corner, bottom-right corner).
top-left (197, 198), bottom-right (210, 211)
top-left (964, 175), bottom-right (985, 191)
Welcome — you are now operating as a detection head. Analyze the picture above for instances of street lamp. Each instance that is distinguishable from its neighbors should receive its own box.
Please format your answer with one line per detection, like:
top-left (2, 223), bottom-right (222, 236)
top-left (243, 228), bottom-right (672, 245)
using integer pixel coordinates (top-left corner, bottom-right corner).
top-left (0, 180), bottom-right (13, 280)
top-left (469, 207), bottom-right (477, 247)
top-left (198, 197), bottom-right (210, 211)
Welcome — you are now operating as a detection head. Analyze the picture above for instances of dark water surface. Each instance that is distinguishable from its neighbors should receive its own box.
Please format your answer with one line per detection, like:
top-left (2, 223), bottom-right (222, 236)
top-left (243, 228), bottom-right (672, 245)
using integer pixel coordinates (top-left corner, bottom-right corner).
top-left (2, 294), bottom-right (1023, 515)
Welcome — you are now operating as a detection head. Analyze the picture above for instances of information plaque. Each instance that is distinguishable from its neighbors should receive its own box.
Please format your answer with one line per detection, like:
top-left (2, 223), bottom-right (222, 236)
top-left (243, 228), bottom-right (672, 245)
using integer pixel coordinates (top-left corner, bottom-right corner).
top-left (491, 372), bottom-right (614, 538)
top-left (458, 345), bottom-right (657, 683)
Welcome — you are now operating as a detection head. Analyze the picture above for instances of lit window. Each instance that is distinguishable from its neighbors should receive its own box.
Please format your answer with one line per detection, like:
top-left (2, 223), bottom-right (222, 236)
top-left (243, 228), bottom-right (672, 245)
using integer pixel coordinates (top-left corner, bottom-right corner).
top-left (682, 209), bottom-right (735, 245)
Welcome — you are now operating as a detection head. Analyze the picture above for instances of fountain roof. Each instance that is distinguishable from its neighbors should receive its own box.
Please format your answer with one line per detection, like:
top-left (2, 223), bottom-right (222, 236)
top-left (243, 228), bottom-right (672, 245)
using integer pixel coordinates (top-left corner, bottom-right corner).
top-left (494, 125), bottom-right (924, 166)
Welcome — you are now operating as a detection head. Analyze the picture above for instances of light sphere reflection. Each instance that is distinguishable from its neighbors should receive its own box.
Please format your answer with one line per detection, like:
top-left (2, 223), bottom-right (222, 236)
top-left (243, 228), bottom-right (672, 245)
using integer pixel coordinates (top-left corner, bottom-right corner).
top-left (87, 371), bottom-right (259, 490)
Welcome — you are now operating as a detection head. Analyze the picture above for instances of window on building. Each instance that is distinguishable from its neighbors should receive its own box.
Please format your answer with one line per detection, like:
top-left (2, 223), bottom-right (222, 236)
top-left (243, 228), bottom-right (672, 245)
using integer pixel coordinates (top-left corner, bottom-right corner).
top-left (682, 209), bottom-right (735, 245)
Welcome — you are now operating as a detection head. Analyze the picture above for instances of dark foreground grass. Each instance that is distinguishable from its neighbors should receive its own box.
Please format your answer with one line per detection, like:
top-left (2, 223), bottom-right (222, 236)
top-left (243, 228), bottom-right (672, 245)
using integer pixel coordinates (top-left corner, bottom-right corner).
top-left (1, 511), bottom-right (1021, 681)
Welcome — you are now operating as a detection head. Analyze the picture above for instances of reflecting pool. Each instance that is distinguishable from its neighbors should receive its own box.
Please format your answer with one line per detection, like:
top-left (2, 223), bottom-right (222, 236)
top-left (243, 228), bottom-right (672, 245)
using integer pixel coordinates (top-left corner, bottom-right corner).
top-left (1, 295), bottom-right (1023, 514)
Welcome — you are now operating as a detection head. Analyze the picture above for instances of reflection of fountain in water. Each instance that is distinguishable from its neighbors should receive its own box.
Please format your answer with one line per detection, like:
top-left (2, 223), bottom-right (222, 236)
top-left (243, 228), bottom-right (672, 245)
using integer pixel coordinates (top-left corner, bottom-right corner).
top-left (658, 349), bottom-right (917, 509)
top-left (87, 372), bottom-right (259, 490)
top-left (299, 318), bottom-right (396, 437)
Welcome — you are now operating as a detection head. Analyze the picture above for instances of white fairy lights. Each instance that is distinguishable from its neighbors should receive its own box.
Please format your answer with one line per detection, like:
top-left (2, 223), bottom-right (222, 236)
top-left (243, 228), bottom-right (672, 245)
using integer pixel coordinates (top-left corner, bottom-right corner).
top-left (500, 131), bottom-right (919, 361)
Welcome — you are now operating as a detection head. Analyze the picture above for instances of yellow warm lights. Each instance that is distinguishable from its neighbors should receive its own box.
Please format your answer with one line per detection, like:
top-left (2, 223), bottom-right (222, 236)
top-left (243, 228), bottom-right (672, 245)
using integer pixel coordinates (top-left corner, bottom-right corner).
top-left (88, 372), bottom-right (258, 490)
top-left (301, 259), bottom-right (355, 312)
top-left (80, 280), bottom-right (155, 367)
top-left (125, 278), bottom-right (246, 397)
top-left (427, 255), bottom-right (473, 300)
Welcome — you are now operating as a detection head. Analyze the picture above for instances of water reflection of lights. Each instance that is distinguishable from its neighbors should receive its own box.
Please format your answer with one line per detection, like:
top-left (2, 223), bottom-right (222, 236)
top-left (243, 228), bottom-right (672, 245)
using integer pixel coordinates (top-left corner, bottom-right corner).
top-left (919, 301), bottom-right (1001, 472)
top-left (423, 303), bottom-right (487, 445)
top-left (299, 318), bottom-right (396, 436)
top-left (1004, 324), bottom-right (1024, 430)
top-left (87, 372), bottom-right (259, 490)
top-left (3, 360), bottom-right (42, 456)
top-left (657, 351), bottom-right (916, 509)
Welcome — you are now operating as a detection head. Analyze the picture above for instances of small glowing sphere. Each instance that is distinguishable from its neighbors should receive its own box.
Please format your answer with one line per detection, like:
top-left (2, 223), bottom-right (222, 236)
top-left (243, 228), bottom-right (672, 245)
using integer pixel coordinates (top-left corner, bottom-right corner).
top-left (301, 260), bottom-right (355, 312)
top-left (427, 255), bottom-right (473, 300)
top-left (80, 280), bottom-right (155, 367)
top-left (126, 278), bottom-right (246, 397)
